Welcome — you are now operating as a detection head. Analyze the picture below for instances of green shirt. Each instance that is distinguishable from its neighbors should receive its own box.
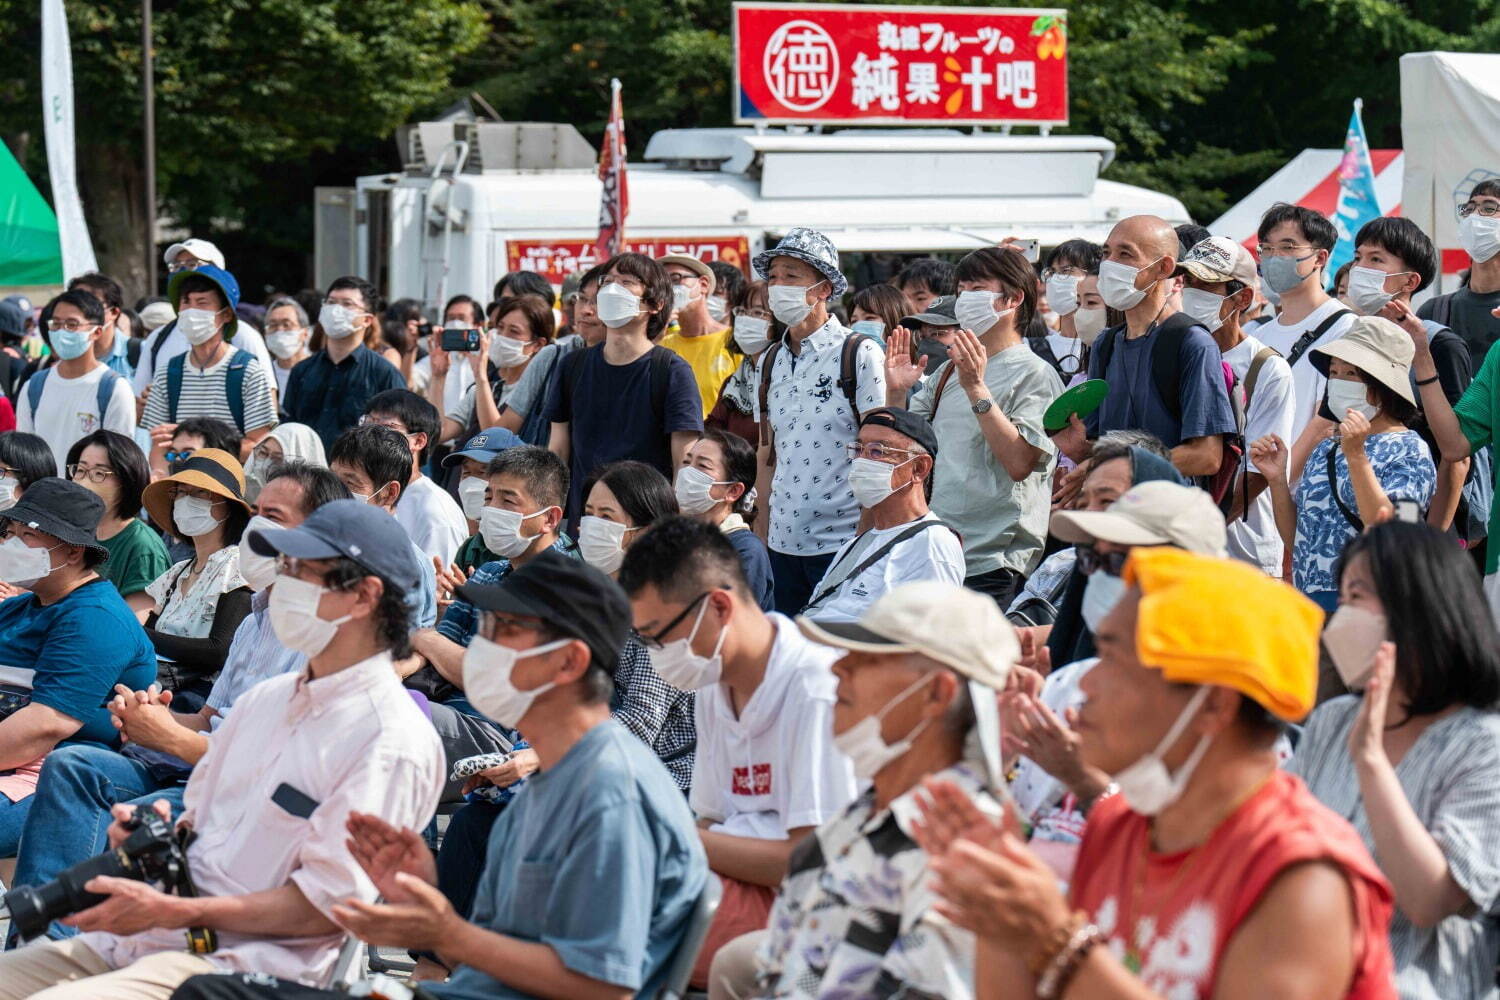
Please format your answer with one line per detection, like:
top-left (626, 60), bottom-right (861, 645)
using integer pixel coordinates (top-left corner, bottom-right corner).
top-left (99, 518), bottom-right (171, 598)
top-left (454, 532), bottom-right (498, 576)
top-left (1456, 340), bottom-right (1500, 574)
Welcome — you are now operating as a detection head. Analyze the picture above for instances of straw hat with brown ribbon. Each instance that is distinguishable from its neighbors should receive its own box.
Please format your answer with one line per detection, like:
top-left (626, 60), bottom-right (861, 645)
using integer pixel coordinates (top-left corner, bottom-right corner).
top-left (142, 448), bottom-right (251, 537)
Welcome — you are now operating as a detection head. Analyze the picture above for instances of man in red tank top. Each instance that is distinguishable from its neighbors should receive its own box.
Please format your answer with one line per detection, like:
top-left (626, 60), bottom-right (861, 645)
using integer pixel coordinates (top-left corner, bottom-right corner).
top-left (917, 547), bottom-right (1397, 999)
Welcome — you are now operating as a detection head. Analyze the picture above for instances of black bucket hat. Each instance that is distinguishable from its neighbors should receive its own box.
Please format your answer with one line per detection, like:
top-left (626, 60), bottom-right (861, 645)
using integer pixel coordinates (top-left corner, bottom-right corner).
top-left (0, 477), bottom-right (107, 556)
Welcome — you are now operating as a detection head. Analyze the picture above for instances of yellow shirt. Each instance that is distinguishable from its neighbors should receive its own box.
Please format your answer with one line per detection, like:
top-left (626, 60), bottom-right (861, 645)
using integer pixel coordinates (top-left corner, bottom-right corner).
top-left (658, 326), bottom-right (738, 418)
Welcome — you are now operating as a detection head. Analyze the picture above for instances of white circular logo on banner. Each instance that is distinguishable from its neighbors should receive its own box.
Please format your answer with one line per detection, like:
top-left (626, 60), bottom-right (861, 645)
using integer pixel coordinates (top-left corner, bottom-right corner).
top-left (763, 20), bottom-right (839, 112)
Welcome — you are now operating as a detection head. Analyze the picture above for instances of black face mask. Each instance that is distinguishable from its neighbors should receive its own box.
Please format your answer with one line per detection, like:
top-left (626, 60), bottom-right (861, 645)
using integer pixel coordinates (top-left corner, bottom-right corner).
top-left (918, 336), bottom-right (951, 375)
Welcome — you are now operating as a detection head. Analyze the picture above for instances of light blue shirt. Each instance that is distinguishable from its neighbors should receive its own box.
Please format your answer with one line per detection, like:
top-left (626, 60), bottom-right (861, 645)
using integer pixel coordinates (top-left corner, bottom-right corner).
top-left (409, 540), bottom-right (437, 629)
top-left (204, 589), bottom-right (305, 728)
top-left (430, 720), bottom-right (706, 999)
top-left (102, 330), bottom-right (134, 379)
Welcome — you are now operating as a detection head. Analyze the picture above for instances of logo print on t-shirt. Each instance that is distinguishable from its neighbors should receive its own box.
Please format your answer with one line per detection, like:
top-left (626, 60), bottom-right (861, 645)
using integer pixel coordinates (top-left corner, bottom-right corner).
top-left (732, 763), bottom-right (772, 796)
top-left (77, 411), bottom-right (99, 434)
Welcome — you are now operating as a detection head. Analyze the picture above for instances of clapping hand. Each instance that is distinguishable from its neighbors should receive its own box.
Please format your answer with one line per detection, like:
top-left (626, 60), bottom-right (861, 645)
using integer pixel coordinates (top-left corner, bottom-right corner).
top-left (885, 326), bottom-right (925, 396)
top-left (345, 811), bottom-right (438, 902)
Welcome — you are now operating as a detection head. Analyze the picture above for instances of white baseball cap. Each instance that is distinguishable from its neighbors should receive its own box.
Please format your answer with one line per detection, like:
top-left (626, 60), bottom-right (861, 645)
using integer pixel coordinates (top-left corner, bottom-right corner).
top-left (1050, 481), bottom-right (1228, 556)
top-left (163, 237), bottom-right (226, 270)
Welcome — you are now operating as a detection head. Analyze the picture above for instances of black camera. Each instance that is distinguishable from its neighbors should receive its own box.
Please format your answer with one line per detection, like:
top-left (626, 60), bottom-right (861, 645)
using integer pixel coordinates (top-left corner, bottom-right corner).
top-left (416, 322), bottom-right (435, 339)
top-left (1, 809), bottom-right (213, 950)
top-left (440, 327), bottom-right (482, 352)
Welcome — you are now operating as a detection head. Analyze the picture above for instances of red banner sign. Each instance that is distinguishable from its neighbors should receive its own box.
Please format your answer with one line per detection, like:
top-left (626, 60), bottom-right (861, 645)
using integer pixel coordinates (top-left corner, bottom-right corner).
top-left (734, 2), bottom-right (1067, 126)
top-left (506, 237), bottom-right (753, 286)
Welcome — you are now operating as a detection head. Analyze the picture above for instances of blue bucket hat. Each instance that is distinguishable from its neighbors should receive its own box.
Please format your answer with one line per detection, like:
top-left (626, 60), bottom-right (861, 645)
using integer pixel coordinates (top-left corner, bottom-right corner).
top-left (752, 227), bottom-right (848, 296)
top-left (441, 426), bottom-right (525, 468)
top-left (167, 265), bottom-right (241, 340)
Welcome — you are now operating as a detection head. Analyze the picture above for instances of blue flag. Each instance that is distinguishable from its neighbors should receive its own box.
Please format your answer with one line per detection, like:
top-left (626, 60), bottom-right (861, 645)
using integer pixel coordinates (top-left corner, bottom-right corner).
top-left (1329, 99), bottom-right (1382, 275)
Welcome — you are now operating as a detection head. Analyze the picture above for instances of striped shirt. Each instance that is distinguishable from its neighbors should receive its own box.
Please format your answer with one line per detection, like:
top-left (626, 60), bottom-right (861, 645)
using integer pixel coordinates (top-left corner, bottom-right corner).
top-left (139, 346), bottom-right (277, 432)
top-left (204, 589), bottom-right (305, 728)
top-left (1289, 697), bottom-right (1500, 999)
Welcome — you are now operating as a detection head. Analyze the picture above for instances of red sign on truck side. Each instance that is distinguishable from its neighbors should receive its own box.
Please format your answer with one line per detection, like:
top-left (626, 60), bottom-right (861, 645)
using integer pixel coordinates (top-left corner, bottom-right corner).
top-left (733, 2), bottom-right (1068, 127)
top-left (506, 237), bottom-right (752, 286)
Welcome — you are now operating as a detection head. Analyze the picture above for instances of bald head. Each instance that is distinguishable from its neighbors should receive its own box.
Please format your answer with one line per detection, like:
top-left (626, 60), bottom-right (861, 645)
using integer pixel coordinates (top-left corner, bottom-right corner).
top-left (1107, 215), bottom-right (1179, 264)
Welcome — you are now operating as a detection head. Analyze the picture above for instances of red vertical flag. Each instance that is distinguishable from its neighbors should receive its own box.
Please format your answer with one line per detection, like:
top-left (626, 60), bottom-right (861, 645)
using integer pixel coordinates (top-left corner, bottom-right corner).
top-left (594, 78), bottom-right (629, 261)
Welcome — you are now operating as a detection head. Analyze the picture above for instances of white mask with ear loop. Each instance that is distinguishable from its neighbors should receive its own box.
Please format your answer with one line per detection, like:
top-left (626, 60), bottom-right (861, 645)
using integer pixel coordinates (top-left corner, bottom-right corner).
top-left (833, 673), bottom-right (937, 781)
top-left (1113, 686), bottom-right (1213, 816)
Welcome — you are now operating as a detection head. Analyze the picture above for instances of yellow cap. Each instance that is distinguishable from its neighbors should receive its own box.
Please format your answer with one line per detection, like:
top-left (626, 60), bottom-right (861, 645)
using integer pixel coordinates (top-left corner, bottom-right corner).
top-left (1123, 548), bottom-right (1324, 721)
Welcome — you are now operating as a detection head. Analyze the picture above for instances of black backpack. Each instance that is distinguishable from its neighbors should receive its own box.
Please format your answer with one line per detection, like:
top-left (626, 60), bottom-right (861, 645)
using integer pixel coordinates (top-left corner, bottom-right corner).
top-left (757, 332), bottom-right (877, 459)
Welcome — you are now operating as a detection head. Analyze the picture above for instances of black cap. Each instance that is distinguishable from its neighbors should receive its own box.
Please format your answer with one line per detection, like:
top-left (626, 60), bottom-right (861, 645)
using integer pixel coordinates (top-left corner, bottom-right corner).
top-left (901, 294), bottom-right (958, 329)
top-left (455, 550), bottom-right (630, 673)
top-left (0, 478), bottom-right (106, 556)
top-left (860, 406), bottom-right (939, 460)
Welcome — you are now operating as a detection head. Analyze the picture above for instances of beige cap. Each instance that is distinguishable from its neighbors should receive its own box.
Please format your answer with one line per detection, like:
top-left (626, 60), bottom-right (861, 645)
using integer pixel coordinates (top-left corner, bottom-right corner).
top-left (1312, 315), bottom-right (1416, 405)
top-left (656, 254), bottom-right (716, 294)
top-left (797, 581), bottom-right (1017, 690)
top-left (1173, 236), bottom-right (1258, 287)
top-left (1050, 481), bottom-right (1228, 556)
top-left (163, 237), bottom-right (226, 270)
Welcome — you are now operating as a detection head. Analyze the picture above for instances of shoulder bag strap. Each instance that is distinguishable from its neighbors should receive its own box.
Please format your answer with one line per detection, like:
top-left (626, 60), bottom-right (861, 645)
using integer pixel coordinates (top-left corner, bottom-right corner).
top-left (802, 519), bottom-right (952, 614)
top-left (1286, 309), bottom-right (1353, 369)
top-left (1327, 443), bottom-right (1364, 531)
top-left (929, 362), bottom-right (957, 419)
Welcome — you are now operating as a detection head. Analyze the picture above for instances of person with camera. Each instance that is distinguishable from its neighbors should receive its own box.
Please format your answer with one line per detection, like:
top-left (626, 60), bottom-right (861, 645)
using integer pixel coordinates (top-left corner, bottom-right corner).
top-left (0, 500), bottom-right (445, 1000)
top-left (0, 478), bottom-right (157, 860)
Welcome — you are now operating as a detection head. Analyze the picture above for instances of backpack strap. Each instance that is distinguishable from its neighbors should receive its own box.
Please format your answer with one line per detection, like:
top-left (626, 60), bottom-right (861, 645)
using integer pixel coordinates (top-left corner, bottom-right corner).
top-left (149, 320), bottom-right (176, 374)
top-left (929, 362), bottom-right (958, 418)
top-left (224, 349), bottom-right (253, 431)
top-left (95, 369), bottom-right (122, 424)
top-left (1242, 346), bottom-right (1279, 410)
top-left (1146, 311), bottom-right (1202, 421)
top-left (757, 341), bottom-right (785, 461)
top-left (166, 352), bottom-right (186, 424)
top-left (1327, 444), bottom-right (1364, 531)
top-left (1090, 323), bottom-right (1124, 381)
top-left (802, 519), bottom-right (957, 615)
top-left (1431, 291), bottom-right (1454, 328)
top-left (25, 368), bottom-right (48, 416)
top-left (126, 337), bottom-right (141, 371)
top-left (1027, 334), bottom-right (1061, 374)
top-left (837, 333), bottom-right (877, 423)
top-left (1285, 308), bottom-right (1353, 369)
top-left (648, 346), bottom-right (674, 429)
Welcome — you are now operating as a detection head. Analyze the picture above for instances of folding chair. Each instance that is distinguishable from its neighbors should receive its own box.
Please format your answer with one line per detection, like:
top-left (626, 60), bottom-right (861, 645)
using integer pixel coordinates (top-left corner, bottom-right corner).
top-left (325, 932), bottom-right (368, 990)
top-left (657, 873), bottom-right (723, 1000)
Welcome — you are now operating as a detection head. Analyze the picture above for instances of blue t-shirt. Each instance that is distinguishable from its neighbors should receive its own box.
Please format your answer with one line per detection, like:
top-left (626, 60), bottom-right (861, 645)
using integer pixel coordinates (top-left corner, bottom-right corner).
top-left (0, 579), bottom-right (157, 744)
top-left (1087, 321), bottom-right (1236, 448)
top-left (408, 540), bottom-right (438, 631)
top-left (430, 719), bottom-right (707, 1000)
top-left (726, 526), bottom-right (775, 611)
top-left (543, 345), bottom-right (703, 519)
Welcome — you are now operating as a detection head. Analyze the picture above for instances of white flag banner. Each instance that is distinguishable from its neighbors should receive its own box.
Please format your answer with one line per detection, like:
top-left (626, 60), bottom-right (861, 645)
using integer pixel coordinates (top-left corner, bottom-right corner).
top-left (41, 0), bottom-right (98, 279)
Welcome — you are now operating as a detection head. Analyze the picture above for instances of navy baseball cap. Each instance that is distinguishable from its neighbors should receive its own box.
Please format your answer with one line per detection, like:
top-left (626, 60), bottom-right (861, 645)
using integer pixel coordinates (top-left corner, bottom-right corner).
top-left (0, 300), bottom-right (25, 338)
top-left (456, 549), bottom-right (630, 673)
top-left (440, 426), bottom-right (525, 469)
top-left (166, 265), bottom-right (241, 339)
top-left (248, 498), bottom-right (422, 594)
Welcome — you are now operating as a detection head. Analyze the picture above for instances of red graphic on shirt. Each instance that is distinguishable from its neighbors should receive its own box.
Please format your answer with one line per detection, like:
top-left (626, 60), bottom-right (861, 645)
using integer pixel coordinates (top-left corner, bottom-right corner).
top-left (732, 763), bottom-right (773, 796)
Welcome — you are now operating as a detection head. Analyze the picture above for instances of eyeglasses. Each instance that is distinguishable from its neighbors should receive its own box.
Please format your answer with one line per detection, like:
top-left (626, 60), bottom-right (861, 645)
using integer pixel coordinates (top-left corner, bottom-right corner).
top-left (1459, 200), bottom-right (1500, 219)
top-left (1076, 545), bottom-right (1130, 578)
top-left (1255, 243), bottom-right (1316, 259)
top-left (167, 258), bottom-right (205, 274)
top-left (323, 298), bottom-right (367, 314)
top-left (477, 611), bottom-right (551, 637)
top-left (639, 591), bottom-right (712, 650)
top-left (163, 449), bottom-right (195, 464)
top-left (733, 307), bottom-right (773, 321)
top-left (598, 275), bottom-right (645, 293)
top-left (46, 320), bottom-right (98, 333)
top-left (844, 442), bottom-right (917, 464)
top-left (264, 323), bottom-right (304, 334)
top-left (165, 485), bottom-right (220, 503)
top-left (67, 463), bottom-right (116, 484)
top-left (1042, 266), bottom-right (1086, 280)
top-left (0, 465), bottom-right (21, 479)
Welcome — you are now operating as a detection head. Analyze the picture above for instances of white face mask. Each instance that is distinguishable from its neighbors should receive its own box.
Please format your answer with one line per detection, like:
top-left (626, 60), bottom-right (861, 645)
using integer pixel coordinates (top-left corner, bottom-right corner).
top-left (596, 283), bottom-right (643, 329)
top-left (266, 329), bottom-right (305, 359)
top-left (458, 477), bottom-right (489, 521)
top-left (707, 294), bottom-right (729, 323)
top-left (674, 466), bottom-right (726, 516)
top-left (177, 308), bottom-right (221, 347)
top-left (1322, 604), bottom-right (1387, 691)
top-left (671, 283), bottom-right (699, 313)
top-left (480, 505), bottom-right (551, 560)
top-left (267, 574), bottom-right (352, 657)
top-left (733, 316), bottom-right (772, 354)
top-left (954, 289), bottom-right (1011, 335)
top-left (648, 597), bottom-right (728, 690)
top-left (833, 673), bottom-right (935, 781)
top-left (0, 535), bottom-right (57, 588)
top-left (173, 495), bottom-right (223, 538)
top-left (578, 515), bottom-right (630, 573)
top-left (1113, 686), bottom-right (1213, 816)
top-left (1081, 569), bottom-right (1128, 633)
top-left (489, 334), bottom-right (529, 368)
top-left (1179, 287), bottom-right (1228, 334)
top-left (319, 302), bottom-right (362, 340)
top-left (1327, 377), bottom-right (1378, 422)
top-left (238, 515), bottom-right (281, 592)
top-left (463, 635), bottom-right (572, 728)
top-left (1098, 258), bottom-right (1158, 311)
top-left (1460, 213), bottom-right (1500, 264)
top-left (0, 476), bottom-right (18, 512)
top-left (1045, 274), bottom-right (1081, 317)
top-left (1347, 265), bottom-right (1405, 316)
top-left (1073, 307), bottom-right (1108, 345)
top-left (847, 456), bottom-right (911, 509)
top-left (769, 283), bottom-right (819, 328)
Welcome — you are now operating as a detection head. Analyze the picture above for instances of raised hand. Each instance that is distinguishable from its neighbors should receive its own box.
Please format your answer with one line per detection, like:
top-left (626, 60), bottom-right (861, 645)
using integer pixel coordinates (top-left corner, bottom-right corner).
top-left (1249, 433), bottom-right (1289, 481)
top-left (884, 326), bottom-right (924, 397)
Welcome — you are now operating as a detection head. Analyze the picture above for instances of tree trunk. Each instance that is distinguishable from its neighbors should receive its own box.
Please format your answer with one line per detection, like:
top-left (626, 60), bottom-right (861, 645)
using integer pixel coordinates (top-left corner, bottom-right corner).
top-left (77, 142), bottom-right (151, 302)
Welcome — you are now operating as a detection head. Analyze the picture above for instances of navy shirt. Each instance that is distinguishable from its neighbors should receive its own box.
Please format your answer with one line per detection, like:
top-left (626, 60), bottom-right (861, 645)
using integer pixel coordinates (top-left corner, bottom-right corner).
top-left (282, 346), bottom-right (406, 449)
top-left (543, 344), bottom-right (703, 518)
top-left (0, 578), bottom-right (157, 744)
top-left (726, 525), bottom-right (776, 611)
top-left (1086, 321), bottom-right (1236, 448)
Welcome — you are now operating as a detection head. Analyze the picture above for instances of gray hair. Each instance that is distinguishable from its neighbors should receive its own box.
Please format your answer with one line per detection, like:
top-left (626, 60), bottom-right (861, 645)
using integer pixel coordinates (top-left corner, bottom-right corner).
top-left (264, 296), bottom-right (310, 328)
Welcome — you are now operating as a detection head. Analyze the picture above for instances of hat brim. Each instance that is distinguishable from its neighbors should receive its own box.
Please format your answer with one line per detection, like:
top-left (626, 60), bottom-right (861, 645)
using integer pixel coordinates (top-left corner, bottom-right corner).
top-left (1311, 339), bottom-right (1417, 405)
top-left (441, 448), bottom-right (500, 469)
top-left (752, 248), bottom-right (849, 296)
top-left (796, 616), bottom-right (916, 654)
top-left (657, 255), bottom-right (717, 294)
top-left (901, 312), bottom-right (958, 328)
top-left (0, 507), bottom-right (107, 556)
top-left (1049, 509), bottom-right (1172, 547)
top-left (246, 523), bottom-right (344, 561)
top-left (142, 470), bottom-right (250, 539)
top-left (1172, 260), bottom-right (1237, 284)
top-left (454, 578), bottom-right (557, 620)
top-left (166, 271), bottom-right (239, 340)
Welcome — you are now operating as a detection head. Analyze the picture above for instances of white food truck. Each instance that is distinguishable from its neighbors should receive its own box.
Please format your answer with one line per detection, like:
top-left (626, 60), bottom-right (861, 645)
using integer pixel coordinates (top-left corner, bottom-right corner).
top-left (317, 120), bottom-right (1190, 312)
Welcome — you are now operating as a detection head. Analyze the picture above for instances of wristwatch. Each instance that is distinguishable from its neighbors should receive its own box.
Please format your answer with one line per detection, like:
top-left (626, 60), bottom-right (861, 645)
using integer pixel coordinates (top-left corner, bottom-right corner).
top-left (971, 397), bottom-right (994, 415)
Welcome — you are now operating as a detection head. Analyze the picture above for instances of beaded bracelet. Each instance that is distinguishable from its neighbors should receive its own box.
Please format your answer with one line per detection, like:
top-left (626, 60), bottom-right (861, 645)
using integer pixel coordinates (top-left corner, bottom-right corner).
top-left (1036, 919), bottom-right (1104, 1000)
top-left (1027, 910), bottom-right (1086, 977)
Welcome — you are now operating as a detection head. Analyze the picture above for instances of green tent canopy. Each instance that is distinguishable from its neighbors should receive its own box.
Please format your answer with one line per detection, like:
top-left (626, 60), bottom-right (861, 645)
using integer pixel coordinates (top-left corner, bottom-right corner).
top-left (0, 142), bottom-right (63, 286)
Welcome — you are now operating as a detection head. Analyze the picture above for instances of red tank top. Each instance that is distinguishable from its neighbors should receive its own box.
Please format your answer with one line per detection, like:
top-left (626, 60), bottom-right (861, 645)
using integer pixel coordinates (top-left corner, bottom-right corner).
top-left (1069, 770), bottom-right (1395, 998)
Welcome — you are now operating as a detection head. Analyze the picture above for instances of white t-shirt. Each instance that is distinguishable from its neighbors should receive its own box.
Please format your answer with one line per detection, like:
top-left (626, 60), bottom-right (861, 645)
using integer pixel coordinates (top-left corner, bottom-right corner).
top-left (133, 321), bottom-right (273, 396)
top-left (16, 364), bottom-right (137, 475)
top-left (690, 613), bottom-right (857, 839)
top-left (394, 475), bottom-right (470, 567)
top-left (411, 356), bottom-right (474, 418)
top-left (802, 512), bottom-right (965, 623)
top-left (1222, 335), bottom-right (1296, 576)
top-left (1044, 332), bottom-right (1086, 379)
top-left (1254, 300), bottom-right (1354, 441)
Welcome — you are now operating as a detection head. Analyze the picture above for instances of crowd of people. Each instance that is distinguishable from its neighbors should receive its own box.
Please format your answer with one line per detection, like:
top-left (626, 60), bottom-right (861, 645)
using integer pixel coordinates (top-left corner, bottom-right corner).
top-left (0, 191), bottom-right (1495, 1000)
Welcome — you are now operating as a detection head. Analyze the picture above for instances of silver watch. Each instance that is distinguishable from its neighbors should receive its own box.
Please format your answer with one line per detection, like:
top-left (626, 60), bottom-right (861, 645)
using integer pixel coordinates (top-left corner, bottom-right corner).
top-left (971, 397), bottom-right (994, 415)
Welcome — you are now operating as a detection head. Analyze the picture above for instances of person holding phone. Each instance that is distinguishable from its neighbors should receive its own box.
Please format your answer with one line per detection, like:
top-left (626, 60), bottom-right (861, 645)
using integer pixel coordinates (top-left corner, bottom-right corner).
top-left (1290, 520), bottom-right (1500, 999)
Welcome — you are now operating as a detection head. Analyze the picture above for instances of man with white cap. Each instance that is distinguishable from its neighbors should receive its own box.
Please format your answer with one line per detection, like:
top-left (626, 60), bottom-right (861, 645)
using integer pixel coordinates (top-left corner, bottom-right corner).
top-left (1176, 237), bottom-right (1296, 577)
top-left (657, 253), bottom-right (736, 418)
top-left (706, 581), bottom-right (1017, 1000)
